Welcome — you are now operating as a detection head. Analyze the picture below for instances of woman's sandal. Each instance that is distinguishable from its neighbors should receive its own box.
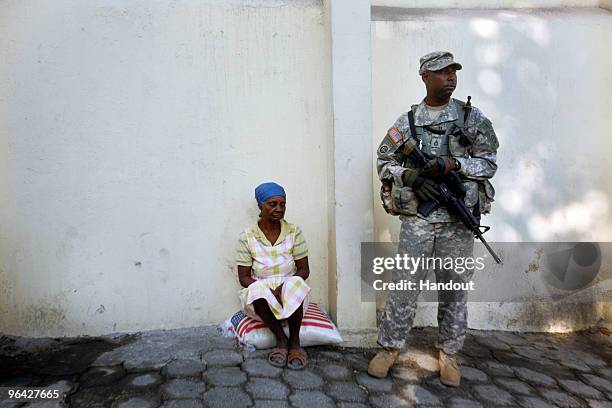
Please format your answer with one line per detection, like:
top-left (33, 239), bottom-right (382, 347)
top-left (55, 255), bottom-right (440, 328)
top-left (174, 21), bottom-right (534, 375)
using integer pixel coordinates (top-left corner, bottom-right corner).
top-left (268, 347), bottom-right (288, 367)
top-left (287, 348), bottom-right (308, 370)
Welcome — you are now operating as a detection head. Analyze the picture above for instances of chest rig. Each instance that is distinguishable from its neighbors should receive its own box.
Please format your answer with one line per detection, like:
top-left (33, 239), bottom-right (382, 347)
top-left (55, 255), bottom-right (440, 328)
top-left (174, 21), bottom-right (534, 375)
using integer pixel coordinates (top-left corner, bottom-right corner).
top-left (405, 97), bottom-right (474, 167)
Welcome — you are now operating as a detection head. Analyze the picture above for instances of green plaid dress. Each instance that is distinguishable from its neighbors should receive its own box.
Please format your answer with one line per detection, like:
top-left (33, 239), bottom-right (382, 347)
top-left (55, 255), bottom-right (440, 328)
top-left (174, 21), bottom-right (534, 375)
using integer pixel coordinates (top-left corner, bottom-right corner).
top-left (236, 219), bottom-right (310, 320)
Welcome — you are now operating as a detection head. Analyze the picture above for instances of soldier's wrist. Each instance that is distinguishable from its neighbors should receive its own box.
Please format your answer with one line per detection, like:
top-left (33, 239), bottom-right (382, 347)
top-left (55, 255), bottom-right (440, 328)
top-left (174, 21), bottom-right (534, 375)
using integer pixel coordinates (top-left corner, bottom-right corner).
top-left (453, 158), bottom-right (461, 170)
top-left (402, 169), bottom-right (419, 187)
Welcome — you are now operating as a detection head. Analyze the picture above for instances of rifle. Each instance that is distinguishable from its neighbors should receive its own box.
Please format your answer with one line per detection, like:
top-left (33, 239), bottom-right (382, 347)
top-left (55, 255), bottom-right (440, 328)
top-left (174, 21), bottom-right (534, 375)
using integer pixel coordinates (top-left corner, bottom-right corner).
top-left (402, 106), bottom-right (502, 264)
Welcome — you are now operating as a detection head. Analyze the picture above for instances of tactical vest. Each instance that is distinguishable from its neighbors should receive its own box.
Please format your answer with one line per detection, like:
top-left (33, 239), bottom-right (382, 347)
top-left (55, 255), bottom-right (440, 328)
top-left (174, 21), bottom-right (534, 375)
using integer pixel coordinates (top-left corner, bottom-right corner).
top-left (381, 100), bottom-right (495, 218)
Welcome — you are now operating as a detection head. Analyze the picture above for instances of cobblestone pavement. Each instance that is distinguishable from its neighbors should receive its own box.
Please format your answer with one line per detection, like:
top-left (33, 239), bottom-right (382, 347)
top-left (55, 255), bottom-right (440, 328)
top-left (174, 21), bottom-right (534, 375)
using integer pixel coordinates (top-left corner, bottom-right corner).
top-left (1, 326), bottom-right (611, 407)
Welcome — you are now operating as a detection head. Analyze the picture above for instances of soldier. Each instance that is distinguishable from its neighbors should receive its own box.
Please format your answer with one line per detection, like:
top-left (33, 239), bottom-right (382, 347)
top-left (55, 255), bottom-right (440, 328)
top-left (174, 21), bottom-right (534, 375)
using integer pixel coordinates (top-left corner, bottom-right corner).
top-left (367, 51), bottom-right (498, 386)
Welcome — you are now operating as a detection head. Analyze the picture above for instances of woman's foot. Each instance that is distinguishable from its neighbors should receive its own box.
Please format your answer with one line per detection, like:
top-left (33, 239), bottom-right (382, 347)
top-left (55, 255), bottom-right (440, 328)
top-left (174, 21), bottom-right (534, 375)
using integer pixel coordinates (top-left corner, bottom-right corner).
top-left (268, 346), bottom-right (288, 367)
top-left (287, 347), bottom-right (308, 370)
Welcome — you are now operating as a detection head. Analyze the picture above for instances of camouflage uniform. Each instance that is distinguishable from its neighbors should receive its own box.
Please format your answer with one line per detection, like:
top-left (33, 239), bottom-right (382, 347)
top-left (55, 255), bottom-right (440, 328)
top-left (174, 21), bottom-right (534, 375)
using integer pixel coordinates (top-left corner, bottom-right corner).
top-left (376, 97), bottom-right (498, 354)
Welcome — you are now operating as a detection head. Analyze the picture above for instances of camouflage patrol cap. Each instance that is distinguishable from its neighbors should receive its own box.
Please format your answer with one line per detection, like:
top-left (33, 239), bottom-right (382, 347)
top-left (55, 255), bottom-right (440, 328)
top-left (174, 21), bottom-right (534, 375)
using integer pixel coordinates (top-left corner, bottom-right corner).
top-left (419, 51), bottom-right (462, 75)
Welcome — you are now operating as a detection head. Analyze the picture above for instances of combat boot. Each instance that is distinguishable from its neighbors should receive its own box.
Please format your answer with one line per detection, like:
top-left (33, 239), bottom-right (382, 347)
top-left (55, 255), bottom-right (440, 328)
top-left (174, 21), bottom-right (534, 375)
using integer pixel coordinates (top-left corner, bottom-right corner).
top-left (367, 347), bottom-right (400, 378)
top-left (439, 350), bottom-right (461, 387)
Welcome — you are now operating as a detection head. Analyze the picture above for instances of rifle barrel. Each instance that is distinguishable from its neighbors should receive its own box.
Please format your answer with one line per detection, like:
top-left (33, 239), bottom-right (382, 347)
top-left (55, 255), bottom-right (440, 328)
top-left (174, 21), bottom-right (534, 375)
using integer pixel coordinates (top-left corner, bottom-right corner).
top-left (476, 233), bottom-right (502, 264)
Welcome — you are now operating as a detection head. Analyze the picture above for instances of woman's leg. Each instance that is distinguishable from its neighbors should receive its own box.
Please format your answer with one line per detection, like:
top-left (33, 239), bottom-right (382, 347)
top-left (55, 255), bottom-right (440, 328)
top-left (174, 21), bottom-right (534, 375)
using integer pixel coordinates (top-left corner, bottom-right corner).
top-left (287, 303), bottom-right (308, 369)
top-left (287, 303), bottom-right (303, 350)
top-left (252, 298), bottom-right (288, 348)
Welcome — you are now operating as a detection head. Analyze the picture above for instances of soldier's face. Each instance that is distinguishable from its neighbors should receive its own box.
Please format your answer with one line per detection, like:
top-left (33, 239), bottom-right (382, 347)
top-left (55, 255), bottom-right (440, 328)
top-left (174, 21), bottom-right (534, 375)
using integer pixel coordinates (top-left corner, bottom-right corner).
top-left (423, 66), bottom-right (457, 99)
top-left (259, 196), bottom-right (286, 221)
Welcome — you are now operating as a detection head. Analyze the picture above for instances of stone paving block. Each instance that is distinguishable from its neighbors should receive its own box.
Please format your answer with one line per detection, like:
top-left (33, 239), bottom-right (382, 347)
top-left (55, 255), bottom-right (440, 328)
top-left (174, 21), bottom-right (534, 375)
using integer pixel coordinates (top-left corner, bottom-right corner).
top-left (559, 379), bottom-right (604, 399)
top-left (571, 350), bottom-right (608, 368)
top-left (400, 384), bottom-right (440, 406)
top-left (324, 381), bottom-right (367, 403)
top-left (253, 400), bottom-right (290, 408)
top-left (460, 366), bottom-right (488, 382)
top-left (92, 351), bottom-right (125, 367)
top-left (318, 350), bottom-right (344, 360)
top-left (496, 332), bottom-right (527, 346)
top-left (423, 377), bottom-right (471, 399)
top-left (245, 377), bottom-right (289, 400)
top-left (494, 377), bottom-right (535, 395)
top-left (67, 385), bottom-right (120, 407)
top-left (539, 388), bottom-right (582, 408)
top-left (513, 346), bottom-right (551, 361)
top-left (597, 368), bottom-right (612, 380)
top-left (113, 398), bottom-right (156, 408)
top-left (124, 355), bottom-right (172, 372)
top-left (318, 363), bottom-right (353, 380)
top-left (459, 342), bottom-right (492, 359)
top-left (561, 359), bottom-right (595, 372)
top-left (581, 374), bottom-right (612, 393)
top-left (472, 334), bottom-right (512, 351)
top-left (369, 393), bottom-right (415, 408)
top-left (162, 359), bottom-right (205, 378)
top-left (513, 367), bottom-right (557, 387)
top-left (448, 398), bottom-right (483, 408)
top-left (22, 402), bottom-right (67, 408)
top-left (127, 373), bottom-right (162, 388)
top-left (281, 369), bottom-right (324, 389)
top-left (203, 367), bottom-right (247, 386)
top-left (390, 367), bottom-right (425, 382)
top-left (289, 390), bottom-right (335, 408)
top-left (478, 360), bottom-right (514, 377)
top-left (516, 396), bottom-right (554, 408)
top-left (160, 379), bottom-right (205, 399)
top-left (202, 387), bottom-right (251, 408)
top-left (356, 372), bottom-right (393, 392)
top-left (337, 403), bottom-right (370, 408)
top-left (242, 358), bottom-right (283, 377)
top-left (587, 400), bottom-right (612, 408)
top-left (397, 348), bottom-right (439, 372)
top-left (243, 349), bottom-right (269, 360)
top-left (201, 350), bottom-right (243, 367)
top-left (41, 380), bottom-right (76, 398)
top-left (80, 366), bottom-right (126, 388)
top-left (0, 375), bottom-right (34, 387)
top-left (344, 353), bottom-right (370, 372)
top-left (472, 384), bottom-right (515, 406)
top-left (0, 402), bottom-right (21, 408)
top-left (159, 400), bottom-right (204, 408)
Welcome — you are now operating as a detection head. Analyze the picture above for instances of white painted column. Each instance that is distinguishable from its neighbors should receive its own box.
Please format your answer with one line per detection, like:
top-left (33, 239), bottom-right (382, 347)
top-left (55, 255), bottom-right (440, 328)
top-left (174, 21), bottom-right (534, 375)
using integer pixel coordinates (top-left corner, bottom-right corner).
top-left (325, 0), bottom-right (377, 337)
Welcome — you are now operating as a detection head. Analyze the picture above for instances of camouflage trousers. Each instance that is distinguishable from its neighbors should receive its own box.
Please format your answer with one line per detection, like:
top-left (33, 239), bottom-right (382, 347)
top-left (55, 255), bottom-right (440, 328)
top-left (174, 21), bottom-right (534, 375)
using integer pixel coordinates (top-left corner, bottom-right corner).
top-left (377, 216), bottom-right (475, 354)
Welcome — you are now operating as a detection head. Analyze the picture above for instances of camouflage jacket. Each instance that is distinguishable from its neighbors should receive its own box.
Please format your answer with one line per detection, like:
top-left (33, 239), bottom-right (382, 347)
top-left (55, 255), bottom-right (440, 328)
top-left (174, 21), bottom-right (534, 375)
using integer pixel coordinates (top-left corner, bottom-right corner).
top-left (377, 98), bottom-right (498, 221)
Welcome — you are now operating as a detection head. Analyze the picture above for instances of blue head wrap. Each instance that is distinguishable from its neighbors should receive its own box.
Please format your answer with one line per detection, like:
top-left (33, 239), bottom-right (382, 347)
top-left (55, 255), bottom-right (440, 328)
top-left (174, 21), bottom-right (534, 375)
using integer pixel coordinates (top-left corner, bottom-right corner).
top-left (255, 182), bottom-right (286, 205)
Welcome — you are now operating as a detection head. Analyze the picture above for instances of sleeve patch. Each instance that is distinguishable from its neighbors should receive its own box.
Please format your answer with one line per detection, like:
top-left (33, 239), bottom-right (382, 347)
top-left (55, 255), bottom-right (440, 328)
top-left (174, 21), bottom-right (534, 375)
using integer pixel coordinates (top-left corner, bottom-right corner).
top-left (387, 127), bottom-right (403, 145)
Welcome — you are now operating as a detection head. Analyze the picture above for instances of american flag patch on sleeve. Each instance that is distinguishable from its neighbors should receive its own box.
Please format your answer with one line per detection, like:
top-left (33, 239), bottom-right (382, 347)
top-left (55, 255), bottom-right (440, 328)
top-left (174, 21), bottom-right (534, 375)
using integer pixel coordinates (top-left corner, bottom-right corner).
top-left (387, 127), bottom-right (403, 144)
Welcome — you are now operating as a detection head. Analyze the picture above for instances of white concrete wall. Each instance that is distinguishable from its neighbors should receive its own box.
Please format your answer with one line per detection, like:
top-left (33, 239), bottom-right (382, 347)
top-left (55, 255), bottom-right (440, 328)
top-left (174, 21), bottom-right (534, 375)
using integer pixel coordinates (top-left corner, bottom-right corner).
top-left (372, 0), bottom-right (600, 8)
top-left (0, 0), bottom-right (332, 337)
top-left (372, 7), bottom-right (612, 331)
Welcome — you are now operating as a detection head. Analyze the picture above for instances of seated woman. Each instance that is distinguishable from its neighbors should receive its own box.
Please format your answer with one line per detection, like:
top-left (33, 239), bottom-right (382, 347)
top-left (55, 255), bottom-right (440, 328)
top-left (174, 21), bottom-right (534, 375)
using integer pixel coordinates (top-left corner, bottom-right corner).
top-left (235, 182), bottom-right (310, 369)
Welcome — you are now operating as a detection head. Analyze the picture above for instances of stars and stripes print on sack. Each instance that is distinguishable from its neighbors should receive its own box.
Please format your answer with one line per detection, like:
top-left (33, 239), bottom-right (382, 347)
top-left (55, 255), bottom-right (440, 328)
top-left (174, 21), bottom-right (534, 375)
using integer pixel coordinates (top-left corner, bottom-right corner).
top-left (224, 303), bottom-right (343, 349)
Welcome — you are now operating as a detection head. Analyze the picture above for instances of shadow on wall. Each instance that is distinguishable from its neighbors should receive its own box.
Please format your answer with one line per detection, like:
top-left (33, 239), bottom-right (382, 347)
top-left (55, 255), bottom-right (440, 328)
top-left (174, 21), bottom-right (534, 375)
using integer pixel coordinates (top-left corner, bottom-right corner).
top-left (465, 10), bottom-right (612, 243)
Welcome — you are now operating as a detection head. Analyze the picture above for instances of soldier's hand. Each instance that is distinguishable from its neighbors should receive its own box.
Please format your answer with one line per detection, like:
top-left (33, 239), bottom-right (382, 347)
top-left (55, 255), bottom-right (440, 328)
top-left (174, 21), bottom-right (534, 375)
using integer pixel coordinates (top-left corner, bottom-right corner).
top-left (412, 177), bottom-right (441, 201)
top-left (401, 168), bottom-right (420, 187)
top-left (422, 156), bottom-right (458, 177)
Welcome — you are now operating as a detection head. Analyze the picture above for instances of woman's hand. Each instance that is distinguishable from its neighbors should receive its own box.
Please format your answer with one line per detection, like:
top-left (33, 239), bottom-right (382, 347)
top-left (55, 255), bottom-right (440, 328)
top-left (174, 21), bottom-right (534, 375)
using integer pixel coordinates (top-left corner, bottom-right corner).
top-left (294, 257), bottom-right (310, 280)
top-left (238, 265), bottom-right (257, 288)
top-left (272, 283), bottom-right (284, 306)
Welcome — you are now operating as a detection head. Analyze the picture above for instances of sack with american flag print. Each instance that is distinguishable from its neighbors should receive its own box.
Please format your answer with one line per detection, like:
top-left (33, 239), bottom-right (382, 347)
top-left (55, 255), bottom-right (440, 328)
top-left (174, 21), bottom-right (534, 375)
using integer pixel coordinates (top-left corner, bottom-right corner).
top-left (221, 303), bottom-right (343, 349)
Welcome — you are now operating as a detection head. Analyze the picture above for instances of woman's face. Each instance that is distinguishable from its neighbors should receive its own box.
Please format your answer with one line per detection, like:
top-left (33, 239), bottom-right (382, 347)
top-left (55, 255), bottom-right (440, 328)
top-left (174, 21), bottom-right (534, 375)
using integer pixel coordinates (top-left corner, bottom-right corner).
top-left (259, 196), bottom-right (286, 222)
